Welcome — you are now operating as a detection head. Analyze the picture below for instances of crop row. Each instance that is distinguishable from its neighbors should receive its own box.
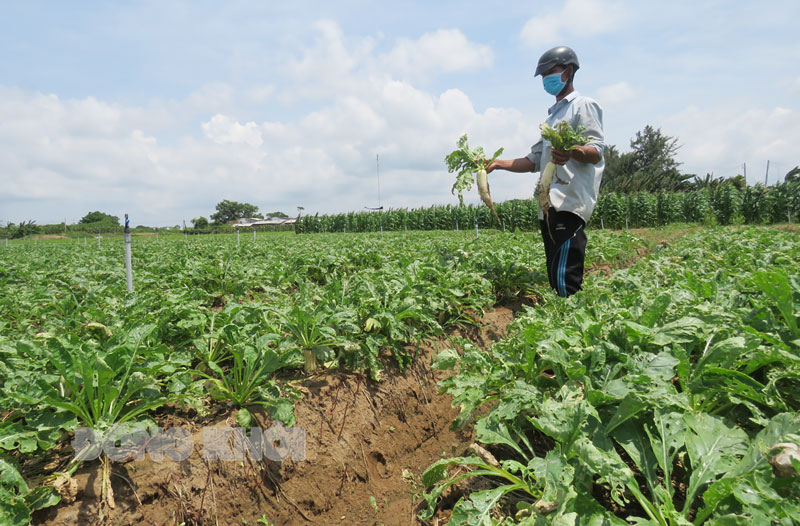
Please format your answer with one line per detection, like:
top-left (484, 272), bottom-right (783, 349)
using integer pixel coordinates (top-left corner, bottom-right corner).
top-left (295, 181), bottom-right (800, 233)
top-left (0, 229), bottom-right (643, 523)
top-left (424, 226), bottom-right (800, 525)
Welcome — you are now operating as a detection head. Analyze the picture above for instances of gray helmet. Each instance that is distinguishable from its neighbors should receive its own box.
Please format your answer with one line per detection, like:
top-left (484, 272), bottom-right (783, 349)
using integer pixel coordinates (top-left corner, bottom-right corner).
top-left (534, 46), bottom-right (580, 77)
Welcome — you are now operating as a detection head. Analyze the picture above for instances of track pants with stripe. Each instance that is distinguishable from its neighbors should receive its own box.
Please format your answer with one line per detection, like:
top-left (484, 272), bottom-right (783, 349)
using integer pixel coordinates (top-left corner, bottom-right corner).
top-left (540, 210), bottom-right (587, 298)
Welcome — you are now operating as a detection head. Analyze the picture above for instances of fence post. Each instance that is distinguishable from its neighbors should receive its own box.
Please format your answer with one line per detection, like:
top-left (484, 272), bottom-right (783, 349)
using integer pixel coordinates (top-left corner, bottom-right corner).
top-left (97, 230), bottom-right (101, 249)
top-left (237, 229), bottom-right (240, 246)
top-left (601, 217), bottom-right (604, 230)
top-left (625, 216), bottom-right (629, 230)
top-left (253, 229), bottom-right (256, 241)
top-left (474, 216), bottom-right (479, 238)
top-left (124, 214), bottom-right (133, 293)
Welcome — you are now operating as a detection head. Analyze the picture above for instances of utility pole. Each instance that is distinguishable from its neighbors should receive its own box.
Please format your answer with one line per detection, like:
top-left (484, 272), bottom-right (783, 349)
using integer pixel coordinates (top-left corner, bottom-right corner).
top-left (376, 154), bottom-right (382, 209)
top-left (743, 162), bottom-right (747, 182)
top-left (765, 160), bottom-right (770, 186)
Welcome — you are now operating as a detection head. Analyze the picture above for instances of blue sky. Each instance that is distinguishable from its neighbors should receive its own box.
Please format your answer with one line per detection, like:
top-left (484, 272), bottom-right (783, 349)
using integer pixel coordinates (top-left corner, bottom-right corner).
top-left (1, 0), bottom-right (798, 227)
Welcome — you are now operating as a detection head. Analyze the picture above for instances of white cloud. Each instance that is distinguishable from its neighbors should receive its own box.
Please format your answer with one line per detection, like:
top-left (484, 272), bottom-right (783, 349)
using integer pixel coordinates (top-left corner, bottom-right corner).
top-left (0, 20), bottom-right (542, 226)
top-left (596, 81), bottom-right (635, 107)
top-left (520, 0), bottom-right (628, 47)
top-left (283, 20), bottom-right (375, 100)
top-left (282, 22), bottom-right (493, 101)
top-left (665, 104), bottom-right (800, 182)
top-left (520, 14), bottom-right (562, 47)
top-left (380, 29), bottom-right (493, 81)
top-left (0, 71), bottom-right (541, 226)
top-left (202, 114), bottom-right (263, 147)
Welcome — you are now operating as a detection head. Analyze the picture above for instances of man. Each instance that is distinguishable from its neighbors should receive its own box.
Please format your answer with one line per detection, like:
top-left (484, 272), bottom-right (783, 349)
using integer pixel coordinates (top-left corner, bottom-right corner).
top-left (486, 46), bottom-right (605, 297)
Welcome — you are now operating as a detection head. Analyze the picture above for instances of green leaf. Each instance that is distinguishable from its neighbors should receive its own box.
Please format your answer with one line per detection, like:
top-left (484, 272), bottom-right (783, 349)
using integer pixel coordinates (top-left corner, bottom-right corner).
top-left (532, 450), bottom-right (574, 504)
top-left (421, 456), bottom-right (488, 487)
top-left (572, 436), bottom-right (634, 505)
top-left (695, 412), bottom-right (800, 524)
top-left (434, 348), bottom-right (460, 370)
top-left (683, 413), bottom-right (749, 517)
top-left (449, 484), bottom-right (517, 526)
top-left (640, 293), bottom-right (672, 328)
top-left (24, 485), bottom-right (60, 511)
top-left (475, 418), bottom-right (525, 457)
top-left (0, 456), bottom-right (27, 496)
top-left (0, 423), bottom-right (37, 454)
top-left (0, 499), bottom-right (31, 526)
top-left (236, 408), bottom-right (253, 428)
top-left (752, 270), bottom-right (798, 338)
top-left (604, 394), bottom-right (647, 435)
top-left (645, 410), bottom-right (684, 501)
top-left (613, 420), bottom-right (658, 492)
top-left (266, 398), bottom-right (296, 427)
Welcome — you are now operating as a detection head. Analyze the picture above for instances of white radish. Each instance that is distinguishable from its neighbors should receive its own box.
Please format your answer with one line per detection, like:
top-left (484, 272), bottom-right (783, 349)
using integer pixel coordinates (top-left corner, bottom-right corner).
top-left (537, 162), bottom-right (557, 241)
top-left (476, 169), bottom-right (500, 225)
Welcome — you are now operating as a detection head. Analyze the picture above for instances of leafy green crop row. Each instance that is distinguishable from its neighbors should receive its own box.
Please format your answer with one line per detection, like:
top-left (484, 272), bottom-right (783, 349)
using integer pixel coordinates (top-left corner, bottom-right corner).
top-left (425, 226), bottom-right (800, 525)
top-left (0, 229), bottom-right (644, 522)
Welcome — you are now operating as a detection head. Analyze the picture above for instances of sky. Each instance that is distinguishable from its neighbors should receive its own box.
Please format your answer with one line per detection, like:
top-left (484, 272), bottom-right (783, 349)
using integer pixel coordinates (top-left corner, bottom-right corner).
top-left (1, 0), bottom-right (798, 227)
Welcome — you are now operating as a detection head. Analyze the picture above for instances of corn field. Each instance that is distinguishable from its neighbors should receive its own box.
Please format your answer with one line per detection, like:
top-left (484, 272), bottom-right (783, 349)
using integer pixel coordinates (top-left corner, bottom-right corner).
top-left (296, 181), bottom-right (800, 233)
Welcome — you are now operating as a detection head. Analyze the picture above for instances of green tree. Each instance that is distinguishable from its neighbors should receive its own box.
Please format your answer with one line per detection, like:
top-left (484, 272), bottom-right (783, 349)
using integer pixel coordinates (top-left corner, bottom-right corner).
top-left (785, 166), bottom-right (800, 183)
top-left (210, 200), bottom-right (260, 224)
top-left (265, 211), bottom-right (288, 218)
top-left (10, 220), bottom-right (41, 239)
top-left (191, 216), bottom-right (209, 229)
top-left (79, 211), bottom-right (120, 225)
top-left (728, 174), bottom-right (746, 191)
top-left (601, 126), bottom-right (693, 193)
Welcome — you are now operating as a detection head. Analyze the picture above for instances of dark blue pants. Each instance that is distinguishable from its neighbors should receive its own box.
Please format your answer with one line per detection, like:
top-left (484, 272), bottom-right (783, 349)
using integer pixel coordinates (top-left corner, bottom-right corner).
top-left (540, 210), bottom-right (587, 297)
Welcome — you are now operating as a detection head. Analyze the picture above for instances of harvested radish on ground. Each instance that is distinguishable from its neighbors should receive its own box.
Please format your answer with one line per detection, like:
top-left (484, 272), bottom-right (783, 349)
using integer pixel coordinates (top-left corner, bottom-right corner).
top-left (537, 121), bottom-right (593, 236)
top-left (446, 134), bottom-right (503, 224)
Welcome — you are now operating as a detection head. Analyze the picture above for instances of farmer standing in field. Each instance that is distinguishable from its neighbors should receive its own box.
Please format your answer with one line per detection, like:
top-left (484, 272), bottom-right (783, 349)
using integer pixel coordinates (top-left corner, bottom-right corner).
top-left (486, 46), bottom-right (605, 297)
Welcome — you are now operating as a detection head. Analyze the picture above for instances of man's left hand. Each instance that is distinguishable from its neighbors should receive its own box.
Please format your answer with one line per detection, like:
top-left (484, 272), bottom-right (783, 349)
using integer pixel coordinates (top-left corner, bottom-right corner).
top-left (550, 148), bottom-right (571, 165)
top-left (550, 145), bottom-right (601, 165)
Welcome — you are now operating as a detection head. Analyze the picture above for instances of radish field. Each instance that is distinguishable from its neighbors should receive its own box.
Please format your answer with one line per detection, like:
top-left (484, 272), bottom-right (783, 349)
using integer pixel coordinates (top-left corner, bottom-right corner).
top-left (0, 226), bottom-right (798, 525)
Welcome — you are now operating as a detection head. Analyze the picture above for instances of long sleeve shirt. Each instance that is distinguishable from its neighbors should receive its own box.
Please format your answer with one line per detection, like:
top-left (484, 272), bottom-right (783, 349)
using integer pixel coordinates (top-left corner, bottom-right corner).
top-left (526, 91), bottom-right (606, 223)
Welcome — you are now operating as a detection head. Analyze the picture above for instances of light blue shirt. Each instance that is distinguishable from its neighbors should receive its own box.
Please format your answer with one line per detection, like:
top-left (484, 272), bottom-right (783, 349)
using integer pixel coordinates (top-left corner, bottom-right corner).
top-left (526, 91), bottom-right (606, 223)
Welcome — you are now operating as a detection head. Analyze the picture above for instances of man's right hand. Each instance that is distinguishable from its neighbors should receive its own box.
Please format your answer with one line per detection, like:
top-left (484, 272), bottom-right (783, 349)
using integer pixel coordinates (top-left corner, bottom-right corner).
top-left (486, 157), bottom-right (535, 174)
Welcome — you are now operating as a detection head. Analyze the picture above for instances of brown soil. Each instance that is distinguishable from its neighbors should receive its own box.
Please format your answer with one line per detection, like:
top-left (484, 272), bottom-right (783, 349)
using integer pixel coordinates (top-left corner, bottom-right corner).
top-left (587, 225), bottom-right (698, 276)
top-left (32, 307), bottom-right (517, 526)
top-left (30, 235), bottom-right (68, 240)
top-left (770, 223), bottom-right (800, 233)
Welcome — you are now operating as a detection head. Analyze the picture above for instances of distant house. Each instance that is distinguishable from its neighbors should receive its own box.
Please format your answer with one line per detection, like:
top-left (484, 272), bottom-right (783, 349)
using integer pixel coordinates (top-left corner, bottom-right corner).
top-left (234, 217), bottom-right (296, 228)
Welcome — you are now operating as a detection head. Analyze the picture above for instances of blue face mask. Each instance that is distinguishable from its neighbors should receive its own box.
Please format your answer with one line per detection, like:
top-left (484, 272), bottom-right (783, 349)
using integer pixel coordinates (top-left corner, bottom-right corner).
top-left (542, 71), bottom-right (567, 96)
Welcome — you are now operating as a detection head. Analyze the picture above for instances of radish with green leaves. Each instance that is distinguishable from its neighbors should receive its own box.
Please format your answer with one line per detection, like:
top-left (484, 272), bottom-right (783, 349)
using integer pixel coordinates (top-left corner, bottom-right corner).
top-left (446, 134), bottom-right (504, 224)
top-left (537, 121), bottom-right (593, 236)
